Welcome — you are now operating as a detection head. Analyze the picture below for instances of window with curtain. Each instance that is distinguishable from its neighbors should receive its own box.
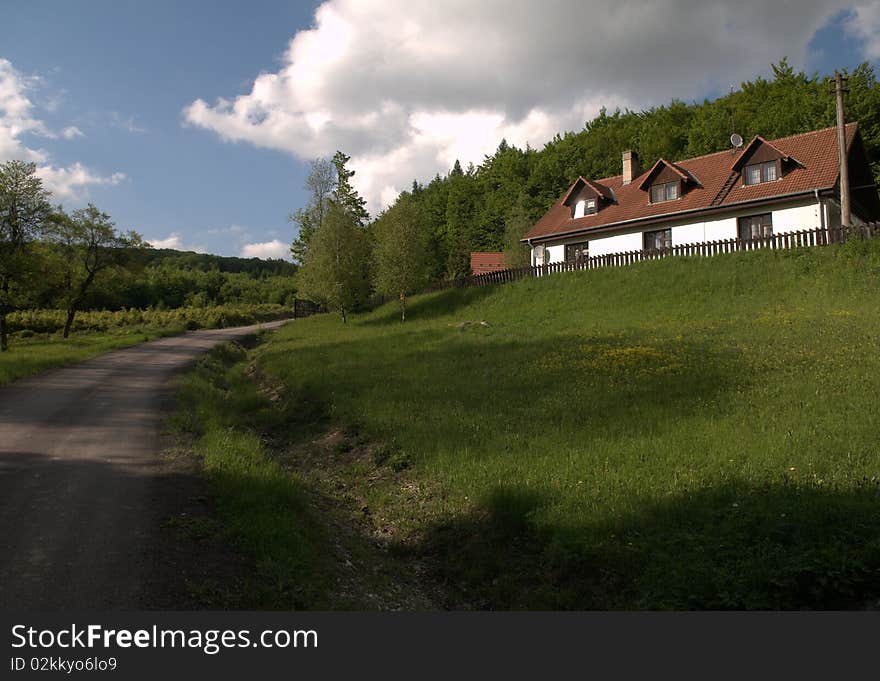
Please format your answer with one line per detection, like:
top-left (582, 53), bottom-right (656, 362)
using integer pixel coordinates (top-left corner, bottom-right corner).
top-left (737, 213), bottom-right (773, 240)
top-left (650, 181), bottom-right (679, 203)
top-left (643, 229), bottom-right (672, 251)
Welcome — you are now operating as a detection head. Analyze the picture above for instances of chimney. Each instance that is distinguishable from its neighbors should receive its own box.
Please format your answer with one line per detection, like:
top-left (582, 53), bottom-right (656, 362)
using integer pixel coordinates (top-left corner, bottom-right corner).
top-left (622, 150), bottom-right (640, 185)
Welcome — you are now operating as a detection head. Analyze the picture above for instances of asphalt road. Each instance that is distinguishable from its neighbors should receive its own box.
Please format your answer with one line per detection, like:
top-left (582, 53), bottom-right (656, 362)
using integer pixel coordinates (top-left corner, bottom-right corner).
top-left (0, 321), bottom-right (289, 610)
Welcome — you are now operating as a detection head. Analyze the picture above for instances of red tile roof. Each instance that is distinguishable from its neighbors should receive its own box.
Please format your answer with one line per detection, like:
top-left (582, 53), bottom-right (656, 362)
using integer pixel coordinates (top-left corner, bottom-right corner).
top-left (470, 252), bottom-right (507, 274)
top-left (524, 124), bottom-right (859, 242)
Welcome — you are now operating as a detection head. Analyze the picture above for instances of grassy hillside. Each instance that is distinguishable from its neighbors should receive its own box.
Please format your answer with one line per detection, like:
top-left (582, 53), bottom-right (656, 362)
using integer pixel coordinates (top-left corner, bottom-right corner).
top-left (195, 240), bottom-right (880, 609)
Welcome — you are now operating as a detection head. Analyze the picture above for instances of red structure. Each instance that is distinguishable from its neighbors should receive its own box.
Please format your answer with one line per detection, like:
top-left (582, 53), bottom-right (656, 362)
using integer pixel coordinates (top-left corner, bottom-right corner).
top-left (470, 252), bottom-right (507, 275)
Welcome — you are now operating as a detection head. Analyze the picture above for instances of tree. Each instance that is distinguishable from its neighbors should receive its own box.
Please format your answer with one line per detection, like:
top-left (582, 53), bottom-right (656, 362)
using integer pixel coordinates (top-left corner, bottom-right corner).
top-left (502, 198), bottom-right (533, 267)
top-left (45, 203), bottom-right (144, 338)
top-left (372, 194), bottom-right (430, 321)
top-left (290, 157), bottom-right (335, 264)
top-left (0, 160), bottom-right (51, 351)
top-left (297, 202), bottom-right (369, 323)
top-left (331, 151), bottom-right (370, 225)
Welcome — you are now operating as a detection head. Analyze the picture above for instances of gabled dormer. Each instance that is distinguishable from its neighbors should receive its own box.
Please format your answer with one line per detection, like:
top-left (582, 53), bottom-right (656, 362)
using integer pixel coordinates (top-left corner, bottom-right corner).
top-left (562, 176), bottom-right (614, 219)
top-left (638, 159), bottom-right (701, 204)
top-left (732, 136), bottom-right (803, 186)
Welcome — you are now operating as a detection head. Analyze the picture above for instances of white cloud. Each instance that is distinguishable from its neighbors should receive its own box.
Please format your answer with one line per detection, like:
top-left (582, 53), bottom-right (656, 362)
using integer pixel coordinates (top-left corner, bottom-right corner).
top-left (183, 0), bottom-right (852, 214)
top-left (844, 4), bottom-right (880, 59)
top-left (240, 239), bottom-right (290, 260)
top-left (36, 164), bottom-right (125, 200)
top-left (147, 232), bottom-right (207, 253)
top-left (0, 58), bottom-right (51, 162)
top-left (61, 125), bottom-right (84, 140)
top-left (0, 58), bottom-right (125, 200)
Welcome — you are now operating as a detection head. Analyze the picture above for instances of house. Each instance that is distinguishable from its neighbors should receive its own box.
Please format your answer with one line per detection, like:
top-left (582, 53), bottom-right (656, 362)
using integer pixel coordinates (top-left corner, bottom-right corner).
top-left (470, 252), bottom-right (507, 275)
top-left (523, 123), bottom-right (880, 265)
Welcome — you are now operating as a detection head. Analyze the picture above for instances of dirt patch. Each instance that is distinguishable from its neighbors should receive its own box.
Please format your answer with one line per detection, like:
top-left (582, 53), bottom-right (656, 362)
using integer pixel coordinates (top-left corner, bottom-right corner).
top-left (274, 425), bottom-right (442, 610)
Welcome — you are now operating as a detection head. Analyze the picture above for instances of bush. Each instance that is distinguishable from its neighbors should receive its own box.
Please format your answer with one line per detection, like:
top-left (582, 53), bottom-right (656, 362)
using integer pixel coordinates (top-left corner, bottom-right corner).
top-left (7, 304), bottom-right (291, 335)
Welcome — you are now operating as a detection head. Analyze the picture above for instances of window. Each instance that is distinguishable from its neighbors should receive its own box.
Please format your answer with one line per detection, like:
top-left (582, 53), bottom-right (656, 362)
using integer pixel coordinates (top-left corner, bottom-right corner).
top-left (571, 197), bottom-right (598, 219)
top-left (643, 229), bottom-right (672, 251)
top-left (738, 213), bottom-right (773, 241)
top-left (565, 242), bottom-right (589, 263)
top-left (650, 181), bottom-right (679, 203)
top-left (744, 161), bottom-right (778, 185)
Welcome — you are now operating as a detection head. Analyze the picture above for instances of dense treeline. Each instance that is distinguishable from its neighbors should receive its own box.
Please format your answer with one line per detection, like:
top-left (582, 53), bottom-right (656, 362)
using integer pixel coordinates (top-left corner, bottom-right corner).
top-left (28, 246), bottom-right (298, 311)
top-left (0, 160), bottom-right (298, 349)
top-left (372, 60), bottom-right (880, 280)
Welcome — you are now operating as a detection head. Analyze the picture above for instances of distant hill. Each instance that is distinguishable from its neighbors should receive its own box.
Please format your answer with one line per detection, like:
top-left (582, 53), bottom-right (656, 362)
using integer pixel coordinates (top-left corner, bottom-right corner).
top-left (142, 248), bottom-right (297, 276)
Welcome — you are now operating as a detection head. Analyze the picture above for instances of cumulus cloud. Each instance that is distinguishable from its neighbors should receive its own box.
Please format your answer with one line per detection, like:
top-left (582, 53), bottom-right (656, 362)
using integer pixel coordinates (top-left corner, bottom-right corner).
top-left (183, 0), bottom-right (854, 213)
top-left (240, 239), bottom-right (291, 260)
top-left (147, 233), bottom-right (207, 253)
top-left (0, 58), bottom-right (51, 162)
top-left (0, 58), bottom-right (125, 199)
top-left (844, 3), bottom-right (880, 59)
top-left (36, 164), bottom-right (125, 199)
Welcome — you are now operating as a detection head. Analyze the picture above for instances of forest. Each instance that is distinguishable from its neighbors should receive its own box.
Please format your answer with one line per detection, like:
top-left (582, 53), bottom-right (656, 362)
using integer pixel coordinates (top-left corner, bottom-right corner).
top-left (374, 61), bottom-right (880, 275)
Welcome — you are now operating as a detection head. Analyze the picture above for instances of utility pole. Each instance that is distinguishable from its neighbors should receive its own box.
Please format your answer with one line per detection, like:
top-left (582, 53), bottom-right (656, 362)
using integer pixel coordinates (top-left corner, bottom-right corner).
top-left (833, 71), bottom-right (851, 228)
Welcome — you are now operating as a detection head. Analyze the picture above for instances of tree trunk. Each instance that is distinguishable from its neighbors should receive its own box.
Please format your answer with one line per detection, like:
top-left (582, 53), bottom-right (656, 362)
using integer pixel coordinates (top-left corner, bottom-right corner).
top-left (341, 306), bottom-right (347, 324)
top-left (400, 291), bottom-right (406, 322)
top-left (63, 306), bottom-right (77, 339)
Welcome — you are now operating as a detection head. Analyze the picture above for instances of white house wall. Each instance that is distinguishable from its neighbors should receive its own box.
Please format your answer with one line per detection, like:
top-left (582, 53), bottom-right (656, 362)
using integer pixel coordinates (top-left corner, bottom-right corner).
top-left (530, 197), bottom-right (829, 263)
top-left (771, 202), bottom-right (823, 234)
top-left (588, 231), bottom-right (643, 257)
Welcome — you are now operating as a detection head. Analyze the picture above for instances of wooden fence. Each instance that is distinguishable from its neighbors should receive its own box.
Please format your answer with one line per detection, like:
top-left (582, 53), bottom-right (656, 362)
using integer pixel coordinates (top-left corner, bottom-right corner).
top-left (424, 223), bottom-right (880, 292)
top-left (292, 297), bottom-right (326, 319)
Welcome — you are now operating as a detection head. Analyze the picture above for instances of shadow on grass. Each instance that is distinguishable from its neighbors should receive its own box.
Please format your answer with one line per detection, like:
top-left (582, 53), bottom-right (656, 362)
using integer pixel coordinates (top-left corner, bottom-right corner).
top-left (361, 286), bottom-right (497, 326)
top-left (410, 481), bottom-right (880, 610)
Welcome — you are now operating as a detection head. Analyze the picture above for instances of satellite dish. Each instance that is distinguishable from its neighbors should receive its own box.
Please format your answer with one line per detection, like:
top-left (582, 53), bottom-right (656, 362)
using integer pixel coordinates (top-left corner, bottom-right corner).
top-left (730, 133), bottom-right (744, 148)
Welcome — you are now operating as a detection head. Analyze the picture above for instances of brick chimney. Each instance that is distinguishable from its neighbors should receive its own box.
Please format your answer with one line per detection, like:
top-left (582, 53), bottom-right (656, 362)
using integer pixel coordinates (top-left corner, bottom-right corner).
top-left (622, 150), bottom-right (640, 185)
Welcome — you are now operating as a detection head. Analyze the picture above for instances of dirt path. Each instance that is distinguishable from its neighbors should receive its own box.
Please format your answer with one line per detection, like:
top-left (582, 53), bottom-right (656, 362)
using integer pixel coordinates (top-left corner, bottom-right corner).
top-left (0, 321), bottom-right (289, 610)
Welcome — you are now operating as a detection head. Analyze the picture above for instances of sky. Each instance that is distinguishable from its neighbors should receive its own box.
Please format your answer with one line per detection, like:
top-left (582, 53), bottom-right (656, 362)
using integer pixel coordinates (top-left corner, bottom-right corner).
top-left (2, 1), bottom-right (879, 260)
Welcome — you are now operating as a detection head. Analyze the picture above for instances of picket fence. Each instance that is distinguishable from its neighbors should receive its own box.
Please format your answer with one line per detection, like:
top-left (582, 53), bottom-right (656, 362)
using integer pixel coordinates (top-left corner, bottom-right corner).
top-left (424, 223), bottom-right (880, 292)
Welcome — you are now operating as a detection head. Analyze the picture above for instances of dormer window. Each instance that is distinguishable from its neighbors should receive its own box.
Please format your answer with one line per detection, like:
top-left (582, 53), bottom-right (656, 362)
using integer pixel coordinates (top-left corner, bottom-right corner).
top-left (639, 159), bottom-right (697, 203)
top-left (650, 181), bottom-right (679, 203)
top-left (562, 176), bottom-right (613, 220)
top-left (744, 161), bottom-right (778, 185)
top-left (572, 197), bottom-right (598, 218)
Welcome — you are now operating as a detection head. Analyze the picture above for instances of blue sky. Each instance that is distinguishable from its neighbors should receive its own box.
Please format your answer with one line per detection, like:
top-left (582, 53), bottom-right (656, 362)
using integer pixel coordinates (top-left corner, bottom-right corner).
top-left (2, 1), bottom-right (878, 259)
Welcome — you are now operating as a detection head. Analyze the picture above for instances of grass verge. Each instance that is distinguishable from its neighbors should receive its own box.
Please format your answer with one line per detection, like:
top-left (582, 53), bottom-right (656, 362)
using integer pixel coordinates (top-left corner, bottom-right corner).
top-left (168, 338), bottom-right (332, 609)
top-left (0, 327), bottom-right (184, 386)
top-left (169, 337), bottom-right (440, 609)
top-left (0, 303), bottom-right (292, 387)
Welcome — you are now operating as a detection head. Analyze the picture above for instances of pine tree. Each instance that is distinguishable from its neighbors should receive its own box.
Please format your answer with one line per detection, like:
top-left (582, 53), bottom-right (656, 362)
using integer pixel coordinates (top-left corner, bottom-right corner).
top-left (332, 151), bottom-right (370, 225)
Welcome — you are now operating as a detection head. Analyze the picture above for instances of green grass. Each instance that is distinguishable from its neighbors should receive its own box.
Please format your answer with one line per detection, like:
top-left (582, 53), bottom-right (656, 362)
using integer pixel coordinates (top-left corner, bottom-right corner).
top-left (0, 327), bottom-right (184, 386)
top-left (170, 340), bottom-right (333, 609)
top-left (246, 239), bottom-right (880, 609)
top-left (0, 303), bottom-right (291, 387)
